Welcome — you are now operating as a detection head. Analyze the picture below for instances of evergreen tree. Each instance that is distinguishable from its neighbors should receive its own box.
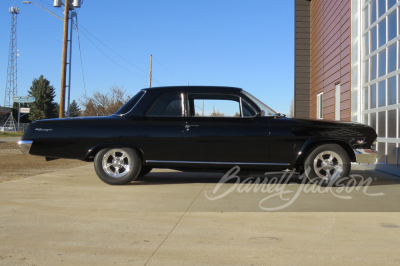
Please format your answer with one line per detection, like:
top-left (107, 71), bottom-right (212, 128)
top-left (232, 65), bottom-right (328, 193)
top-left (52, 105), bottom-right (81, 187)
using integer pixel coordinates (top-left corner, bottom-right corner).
top-left (68, 100), bottom-right (81, 117)
top-left (27, 75), bottom-right (58, 121)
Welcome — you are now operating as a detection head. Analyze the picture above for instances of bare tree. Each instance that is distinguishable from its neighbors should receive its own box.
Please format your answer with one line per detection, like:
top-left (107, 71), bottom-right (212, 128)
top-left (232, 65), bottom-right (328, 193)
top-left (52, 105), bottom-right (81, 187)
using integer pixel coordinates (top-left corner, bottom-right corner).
top-left (210, 105), bottom-right (224, 117)
top-left (80, 85), bottom-right (131, 116)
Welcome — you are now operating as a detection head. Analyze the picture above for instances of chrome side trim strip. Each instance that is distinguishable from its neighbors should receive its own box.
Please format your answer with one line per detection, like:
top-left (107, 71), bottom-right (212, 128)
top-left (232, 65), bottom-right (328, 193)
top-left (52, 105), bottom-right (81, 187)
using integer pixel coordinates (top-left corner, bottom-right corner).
top-left (17, 140), bottom-right (33, 155)
top-left (146, 160), bottom-right (290, 166)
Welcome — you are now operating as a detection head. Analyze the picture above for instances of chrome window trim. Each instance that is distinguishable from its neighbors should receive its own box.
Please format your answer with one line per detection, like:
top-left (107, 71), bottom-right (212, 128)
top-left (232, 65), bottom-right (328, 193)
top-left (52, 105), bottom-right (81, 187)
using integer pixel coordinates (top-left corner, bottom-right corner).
top-left (239, 97), bottom-right (243, 117)
top-left (146, 160), bottom-right (290, 166)
top-left (241, 98), bottom-right (258, 118)
top-left (181, 93), bottom-right (185, 117)
top-left (115, 90), bottom-right (146, 116)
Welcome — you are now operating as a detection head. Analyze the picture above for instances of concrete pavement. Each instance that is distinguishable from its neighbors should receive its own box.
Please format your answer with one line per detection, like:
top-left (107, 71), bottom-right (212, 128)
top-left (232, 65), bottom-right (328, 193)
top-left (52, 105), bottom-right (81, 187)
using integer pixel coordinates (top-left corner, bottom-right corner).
top-left (0, 137), bottom-right (21, 143)
top-left (0, 165), bottom-right (399, 265)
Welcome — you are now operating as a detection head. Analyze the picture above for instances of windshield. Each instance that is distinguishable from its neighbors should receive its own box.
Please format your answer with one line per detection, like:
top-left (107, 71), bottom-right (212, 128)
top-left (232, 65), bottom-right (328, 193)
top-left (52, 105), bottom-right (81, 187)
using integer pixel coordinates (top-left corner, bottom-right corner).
top-left (114, 90), bottom-right (145, 115)
top-left (241, 90), bottom-right (277, 116)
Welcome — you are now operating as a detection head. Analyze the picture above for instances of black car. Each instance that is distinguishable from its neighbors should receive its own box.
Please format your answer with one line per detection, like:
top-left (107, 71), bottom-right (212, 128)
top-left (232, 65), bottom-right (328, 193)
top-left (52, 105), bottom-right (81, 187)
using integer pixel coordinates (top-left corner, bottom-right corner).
top-left (18, 86), bottom-right (379, 185)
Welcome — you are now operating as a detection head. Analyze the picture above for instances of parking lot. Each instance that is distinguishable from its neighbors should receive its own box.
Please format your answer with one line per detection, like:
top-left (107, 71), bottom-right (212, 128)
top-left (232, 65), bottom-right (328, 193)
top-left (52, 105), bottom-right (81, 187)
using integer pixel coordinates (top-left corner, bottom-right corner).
top-left (1, 155), bottom-right (400, 265)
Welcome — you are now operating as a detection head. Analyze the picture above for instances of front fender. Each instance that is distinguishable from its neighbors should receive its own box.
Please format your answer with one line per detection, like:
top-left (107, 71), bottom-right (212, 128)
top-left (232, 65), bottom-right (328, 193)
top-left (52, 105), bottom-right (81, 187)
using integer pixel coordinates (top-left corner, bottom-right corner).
top-left (292, 138), bottom-right (356, 169)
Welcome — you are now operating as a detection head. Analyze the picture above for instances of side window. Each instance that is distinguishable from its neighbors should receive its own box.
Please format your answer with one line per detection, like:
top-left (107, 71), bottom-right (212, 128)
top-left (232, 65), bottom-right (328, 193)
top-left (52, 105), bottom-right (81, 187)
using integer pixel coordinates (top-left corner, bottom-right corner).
top-left (147, 93), bottom-right (182, 117)
top-left (242, 100), bottom-right (257, 117)
top-left (188, 94), bottom-right (241, 117)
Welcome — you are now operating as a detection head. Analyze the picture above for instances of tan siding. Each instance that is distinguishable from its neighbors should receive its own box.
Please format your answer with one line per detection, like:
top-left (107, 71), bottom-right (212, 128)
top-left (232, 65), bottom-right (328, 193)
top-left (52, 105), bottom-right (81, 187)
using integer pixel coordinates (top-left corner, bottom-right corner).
top-left (310, 0), bottom-right (351, 121)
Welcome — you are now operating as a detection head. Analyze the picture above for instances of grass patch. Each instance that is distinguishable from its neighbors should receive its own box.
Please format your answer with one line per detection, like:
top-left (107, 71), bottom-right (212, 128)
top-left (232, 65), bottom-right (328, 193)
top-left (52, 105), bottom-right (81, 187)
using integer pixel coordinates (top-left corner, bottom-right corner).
top-left (0, 132), bottom-right (24, 137)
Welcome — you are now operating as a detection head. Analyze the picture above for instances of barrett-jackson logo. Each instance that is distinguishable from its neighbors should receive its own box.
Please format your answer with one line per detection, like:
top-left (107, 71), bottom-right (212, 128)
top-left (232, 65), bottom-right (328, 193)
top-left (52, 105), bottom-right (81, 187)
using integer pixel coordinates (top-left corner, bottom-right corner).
top-left (34, 128), bottom-right (53, 132)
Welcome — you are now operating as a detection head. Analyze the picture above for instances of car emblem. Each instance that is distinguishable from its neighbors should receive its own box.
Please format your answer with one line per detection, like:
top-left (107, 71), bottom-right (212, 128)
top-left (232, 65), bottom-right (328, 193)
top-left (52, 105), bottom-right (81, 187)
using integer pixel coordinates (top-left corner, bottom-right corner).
top-left (34, 128), bottom-right (53, 132)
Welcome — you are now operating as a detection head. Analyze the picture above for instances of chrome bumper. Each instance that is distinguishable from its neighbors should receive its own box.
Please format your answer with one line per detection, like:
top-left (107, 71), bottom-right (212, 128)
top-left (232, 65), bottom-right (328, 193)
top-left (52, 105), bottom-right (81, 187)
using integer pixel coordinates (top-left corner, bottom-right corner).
top-left (17, 140), bottom-right (33, 155)
top-left (354, 149), bottom-right (379, 164)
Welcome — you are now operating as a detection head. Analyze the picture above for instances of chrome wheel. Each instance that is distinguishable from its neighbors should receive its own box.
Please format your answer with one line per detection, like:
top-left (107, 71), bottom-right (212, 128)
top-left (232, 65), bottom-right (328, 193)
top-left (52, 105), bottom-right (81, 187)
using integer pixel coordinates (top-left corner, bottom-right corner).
top-left (102, 149), bottom-right (132, 178)
top-left (313, 151), bottom-right (343, 180)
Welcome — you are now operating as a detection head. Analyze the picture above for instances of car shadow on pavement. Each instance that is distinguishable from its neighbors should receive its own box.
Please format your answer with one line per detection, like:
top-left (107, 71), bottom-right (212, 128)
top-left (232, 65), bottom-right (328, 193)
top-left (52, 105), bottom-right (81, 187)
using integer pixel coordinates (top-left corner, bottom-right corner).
top-left (131, 170), bottom-right (398, 187)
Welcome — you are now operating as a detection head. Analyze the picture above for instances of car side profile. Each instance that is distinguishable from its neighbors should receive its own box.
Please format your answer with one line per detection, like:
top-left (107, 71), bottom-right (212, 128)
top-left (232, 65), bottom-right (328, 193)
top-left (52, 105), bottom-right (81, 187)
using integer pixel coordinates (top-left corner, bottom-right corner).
top-left (18, 86), bottom-right (379, 185)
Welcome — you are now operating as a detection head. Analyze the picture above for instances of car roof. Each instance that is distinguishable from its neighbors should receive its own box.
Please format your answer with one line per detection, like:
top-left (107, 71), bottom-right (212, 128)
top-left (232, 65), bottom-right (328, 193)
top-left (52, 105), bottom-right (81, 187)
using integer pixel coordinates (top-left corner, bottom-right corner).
top-left (142, 86), bottom-right (243, 94)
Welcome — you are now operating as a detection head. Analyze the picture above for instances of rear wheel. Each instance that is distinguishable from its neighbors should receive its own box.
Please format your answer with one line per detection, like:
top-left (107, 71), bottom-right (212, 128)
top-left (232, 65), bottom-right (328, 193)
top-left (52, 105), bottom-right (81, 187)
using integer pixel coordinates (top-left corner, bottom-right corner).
top-left (304, 144), bottom-right (351, 186)
top-left (94, 147), bottom-right (141, 185)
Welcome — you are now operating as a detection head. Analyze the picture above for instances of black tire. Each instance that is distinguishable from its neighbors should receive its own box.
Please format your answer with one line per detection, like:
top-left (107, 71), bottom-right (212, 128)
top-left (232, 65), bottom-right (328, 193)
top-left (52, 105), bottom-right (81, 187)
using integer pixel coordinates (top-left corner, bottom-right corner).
top-left (94, 147), bottom-right (141, 185)
top-left (138, 166), bottom-right (152, 177)
top-left (304, 144), bottom-right (351, 186)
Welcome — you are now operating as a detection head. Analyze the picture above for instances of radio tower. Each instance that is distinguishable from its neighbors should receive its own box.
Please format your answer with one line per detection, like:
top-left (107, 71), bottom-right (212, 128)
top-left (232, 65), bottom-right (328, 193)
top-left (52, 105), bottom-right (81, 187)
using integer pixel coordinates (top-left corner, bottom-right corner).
top-left (4, 6), bottom-right (20, 108)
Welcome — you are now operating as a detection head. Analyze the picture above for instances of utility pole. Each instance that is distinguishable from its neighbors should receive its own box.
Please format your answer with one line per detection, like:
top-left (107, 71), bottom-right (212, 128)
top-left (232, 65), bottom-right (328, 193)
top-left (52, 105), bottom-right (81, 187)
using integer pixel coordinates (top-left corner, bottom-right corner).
top-left (149, 54), bottom-right (152, 88)
top-left (66, 12), bottom-right (76, 117)
top-left (59, 0), bottom-right (70, 118)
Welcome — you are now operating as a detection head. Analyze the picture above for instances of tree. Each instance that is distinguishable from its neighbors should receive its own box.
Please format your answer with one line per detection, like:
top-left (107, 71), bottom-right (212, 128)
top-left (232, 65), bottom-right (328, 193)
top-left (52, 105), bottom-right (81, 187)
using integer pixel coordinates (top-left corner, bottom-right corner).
top-left (27, 75), bottom-right (58, 121)
top-left (68, 100), bottom-right (81, 117)
top-left (80, 85), bottom-right (131, 116)
top-left (210, 105), bottom-right (224, 117)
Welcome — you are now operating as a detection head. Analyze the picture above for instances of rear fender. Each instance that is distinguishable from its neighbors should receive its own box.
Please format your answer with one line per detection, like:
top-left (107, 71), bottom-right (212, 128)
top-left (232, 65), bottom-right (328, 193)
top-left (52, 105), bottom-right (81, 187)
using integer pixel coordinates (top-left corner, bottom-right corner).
top-left (85, 143), bottom-right (145, 162)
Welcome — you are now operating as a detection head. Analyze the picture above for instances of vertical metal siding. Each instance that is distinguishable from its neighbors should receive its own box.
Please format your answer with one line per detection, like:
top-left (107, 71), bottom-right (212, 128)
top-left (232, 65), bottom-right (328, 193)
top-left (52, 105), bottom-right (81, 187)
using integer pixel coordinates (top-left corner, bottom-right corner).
top-left (310, 0), bottom-right (352, 121)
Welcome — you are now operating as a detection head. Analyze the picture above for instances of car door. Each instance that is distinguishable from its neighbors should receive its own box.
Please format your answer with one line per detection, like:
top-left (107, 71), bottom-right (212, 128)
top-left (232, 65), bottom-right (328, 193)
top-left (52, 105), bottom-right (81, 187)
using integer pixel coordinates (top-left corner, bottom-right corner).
top-left (141, 92), bottom-right (184, 161)
top-left (182, 93), bottom-right (270, 163)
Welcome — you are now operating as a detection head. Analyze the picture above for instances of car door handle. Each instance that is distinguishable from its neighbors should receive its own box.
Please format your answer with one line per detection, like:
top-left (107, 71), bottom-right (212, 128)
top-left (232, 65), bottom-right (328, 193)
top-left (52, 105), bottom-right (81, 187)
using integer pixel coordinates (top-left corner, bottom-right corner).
top-left (185, 124), bottom-right (199, 131)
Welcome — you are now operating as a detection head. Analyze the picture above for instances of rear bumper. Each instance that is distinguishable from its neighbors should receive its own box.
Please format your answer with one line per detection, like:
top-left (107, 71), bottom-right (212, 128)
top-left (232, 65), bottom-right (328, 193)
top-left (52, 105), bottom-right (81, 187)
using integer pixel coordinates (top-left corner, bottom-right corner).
top-left (17, 140), bottom-right (33, 155)
top-left (354, 149), bottom-right (379, 164)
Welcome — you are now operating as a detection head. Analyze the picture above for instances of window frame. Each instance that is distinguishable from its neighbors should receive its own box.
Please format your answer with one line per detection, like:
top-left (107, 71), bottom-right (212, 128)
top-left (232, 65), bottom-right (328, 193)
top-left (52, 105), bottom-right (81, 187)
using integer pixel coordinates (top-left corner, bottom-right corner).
top-left (335, 83), bottom-right (341, 120)
top-left (185, 92), bottom-right (258, 119)
top-left (317, 92), bottom-right (324, 119)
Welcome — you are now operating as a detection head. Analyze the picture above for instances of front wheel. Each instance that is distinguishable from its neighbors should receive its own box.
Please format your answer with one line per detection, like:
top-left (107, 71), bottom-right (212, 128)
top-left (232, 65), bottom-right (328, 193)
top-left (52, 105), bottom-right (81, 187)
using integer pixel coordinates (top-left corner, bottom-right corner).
top-left (304, 144), bottom-right (351, 186)
top-left (94, 147), bottom-right (141, 185)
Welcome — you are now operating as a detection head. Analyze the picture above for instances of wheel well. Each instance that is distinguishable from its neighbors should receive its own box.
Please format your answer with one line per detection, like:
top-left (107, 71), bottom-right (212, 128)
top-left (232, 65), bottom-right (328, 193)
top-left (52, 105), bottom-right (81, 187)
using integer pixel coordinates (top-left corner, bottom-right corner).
top-left (85, 145), bottom-right (144, 163)
top-left (294, 140), bottom-right (356, 169)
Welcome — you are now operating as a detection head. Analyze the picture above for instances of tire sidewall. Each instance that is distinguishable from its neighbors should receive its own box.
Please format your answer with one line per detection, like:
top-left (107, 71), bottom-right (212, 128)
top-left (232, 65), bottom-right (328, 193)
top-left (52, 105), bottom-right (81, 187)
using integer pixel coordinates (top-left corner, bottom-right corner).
top-left (94, 147), bottom-right (141, 185)
top-left (304, 144), bottom-right (351, 186)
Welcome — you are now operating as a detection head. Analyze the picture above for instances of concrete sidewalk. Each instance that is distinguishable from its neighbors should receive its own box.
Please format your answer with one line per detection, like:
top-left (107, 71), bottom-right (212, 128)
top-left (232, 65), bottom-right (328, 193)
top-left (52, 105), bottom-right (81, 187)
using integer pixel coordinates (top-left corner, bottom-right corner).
top-left (0, 137), bottom-right (21, 143)
top-left (0, 165), bottom-right (399, 265)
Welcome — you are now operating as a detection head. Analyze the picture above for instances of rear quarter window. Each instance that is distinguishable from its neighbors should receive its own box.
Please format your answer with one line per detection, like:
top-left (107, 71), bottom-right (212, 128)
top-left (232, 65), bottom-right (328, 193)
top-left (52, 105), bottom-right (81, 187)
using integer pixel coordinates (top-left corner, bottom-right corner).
top-left (114, 90), bottom-right (145, 115)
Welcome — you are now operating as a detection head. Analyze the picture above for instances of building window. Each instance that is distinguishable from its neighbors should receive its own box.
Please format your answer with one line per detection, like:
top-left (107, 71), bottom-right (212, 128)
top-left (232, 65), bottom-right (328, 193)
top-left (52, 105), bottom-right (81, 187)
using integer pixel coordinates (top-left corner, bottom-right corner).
top-left (361, 0), bottom-right (400, 169)
top-left (317, 92), bottom-right (323, 119)
top-left (335, 84), bottom-right (341, 120)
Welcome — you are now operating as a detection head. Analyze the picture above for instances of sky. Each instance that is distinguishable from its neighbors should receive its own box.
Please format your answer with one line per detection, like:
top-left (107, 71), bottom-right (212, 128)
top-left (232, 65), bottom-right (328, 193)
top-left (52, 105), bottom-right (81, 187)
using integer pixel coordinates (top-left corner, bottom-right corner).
top-left (0, 0), bottom-right (295, 115)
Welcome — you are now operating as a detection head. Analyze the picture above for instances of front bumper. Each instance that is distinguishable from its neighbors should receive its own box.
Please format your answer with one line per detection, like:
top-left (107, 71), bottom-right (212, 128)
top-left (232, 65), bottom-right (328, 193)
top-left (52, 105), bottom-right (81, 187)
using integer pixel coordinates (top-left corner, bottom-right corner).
top-left (17, 140), bottom-right (33, 155)
top-left (354, 149), bottom-right (379, 164)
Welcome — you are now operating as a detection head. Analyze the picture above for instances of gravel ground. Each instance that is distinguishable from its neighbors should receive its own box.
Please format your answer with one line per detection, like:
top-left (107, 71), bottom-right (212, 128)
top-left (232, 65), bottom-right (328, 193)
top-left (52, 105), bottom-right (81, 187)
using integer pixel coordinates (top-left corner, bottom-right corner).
top-left (0, 141), bottom-right (90, 182)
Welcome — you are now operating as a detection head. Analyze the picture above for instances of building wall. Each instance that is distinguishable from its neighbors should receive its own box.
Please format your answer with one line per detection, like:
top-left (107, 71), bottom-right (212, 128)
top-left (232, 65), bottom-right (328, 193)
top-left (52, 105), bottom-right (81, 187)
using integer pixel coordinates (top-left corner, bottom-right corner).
top-left (310, 0), bottom-right (352, 120)
top-left (294, 0), bottom-right (311, 118)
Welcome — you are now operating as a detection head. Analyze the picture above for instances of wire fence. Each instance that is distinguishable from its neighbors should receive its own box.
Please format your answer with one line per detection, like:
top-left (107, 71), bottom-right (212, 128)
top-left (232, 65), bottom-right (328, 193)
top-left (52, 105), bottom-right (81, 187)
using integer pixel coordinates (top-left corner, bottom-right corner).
top-left (0, 122), bottom-right (30, 132)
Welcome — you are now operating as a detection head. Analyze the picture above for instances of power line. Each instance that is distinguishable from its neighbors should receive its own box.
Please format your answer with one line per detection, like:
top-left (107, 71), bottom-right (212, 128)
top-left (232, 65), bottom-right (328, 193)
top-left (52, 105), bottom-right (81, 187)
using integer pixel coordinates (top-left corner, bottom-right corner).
top-left (78, 29), bottom-right (148, 78)
top-left (29, 2), bottom-right (163, 87)
top-left (153, 56), bottom-right (187, 84)
top-left (77, 25), bottom-right (148, 75)
top-left (74, 15), bottom-right (86, 98)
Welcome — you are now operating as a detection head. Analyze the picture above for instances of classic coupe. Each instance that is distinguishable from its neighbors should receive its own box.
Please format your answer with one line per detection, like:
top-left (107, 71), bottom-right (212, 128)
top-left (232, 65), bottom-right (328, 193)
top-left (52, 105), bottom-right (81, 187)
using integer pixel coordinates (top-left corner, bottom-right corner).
top-left (18, 86), bottom-right (379, 185)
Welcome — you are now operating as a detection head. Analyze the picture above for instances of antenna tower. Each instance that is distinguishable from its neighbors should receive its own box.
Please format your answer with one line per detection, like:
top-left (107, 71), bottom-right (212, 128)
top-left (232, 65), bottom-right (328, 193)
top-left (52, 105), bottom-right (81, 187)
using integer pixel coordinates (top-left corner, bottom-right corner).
top-left (4, 6), bottom-right (20, 107)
